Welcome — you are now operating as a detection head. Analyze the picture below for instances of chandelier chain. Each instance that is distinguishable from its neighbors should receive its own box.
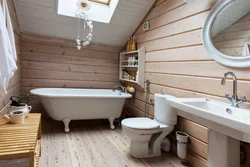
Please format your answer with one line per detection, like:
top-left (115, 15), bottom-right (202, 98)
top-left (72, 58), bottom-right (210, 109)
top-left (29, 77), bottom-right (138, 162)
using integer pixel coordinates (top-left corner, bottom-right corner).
top-left (75, 0), bottom-right (93, 50)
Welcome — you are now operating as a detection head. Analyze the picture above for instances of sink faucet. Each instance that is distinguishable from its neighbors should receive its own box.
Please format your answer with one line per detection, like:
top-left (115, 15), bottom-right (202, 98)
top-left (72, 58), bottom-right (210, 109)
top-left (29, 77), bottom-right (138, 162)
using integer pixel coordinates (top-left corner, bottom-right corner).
top-left (221, 71), bottom-right (247, 107)
top-left (113, 85), bottom-right (126, 94)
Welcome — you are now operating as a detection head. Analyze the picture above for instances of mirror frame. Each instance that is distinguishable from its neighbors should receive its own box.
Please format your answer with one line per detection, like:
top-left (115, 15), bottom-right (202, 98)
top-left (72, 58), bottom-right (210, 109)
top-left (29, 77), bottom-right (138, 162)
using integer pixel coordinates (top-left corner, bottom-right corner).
top-left (203, 0), bottom-right (250, 68)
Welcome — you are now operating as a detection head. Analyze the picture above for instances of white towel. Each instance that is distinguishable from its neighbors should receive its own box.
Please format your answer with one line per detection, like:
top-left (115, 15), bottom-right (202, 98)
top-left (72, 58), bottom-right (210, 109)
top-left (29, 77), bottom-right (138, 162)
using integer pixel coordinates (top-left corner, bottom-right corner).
top-left (1, 0), bottom-right (17, 62)
top-left (0, 2), bottom-right (17, 94)
top-left (242, 42), bottom-right (250, 57)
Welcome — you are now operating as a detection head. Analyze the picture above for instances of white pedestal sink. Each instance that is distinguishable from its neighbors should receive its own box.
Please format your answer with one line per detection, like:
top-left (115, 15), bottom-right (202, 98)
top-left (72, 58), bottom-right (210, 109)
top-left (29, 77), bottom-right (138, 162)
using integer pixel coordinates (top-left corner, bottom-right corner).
top-left (208, 129), bottom-right (240, 167)
top-left (166, 98), bottom-right (250, 167)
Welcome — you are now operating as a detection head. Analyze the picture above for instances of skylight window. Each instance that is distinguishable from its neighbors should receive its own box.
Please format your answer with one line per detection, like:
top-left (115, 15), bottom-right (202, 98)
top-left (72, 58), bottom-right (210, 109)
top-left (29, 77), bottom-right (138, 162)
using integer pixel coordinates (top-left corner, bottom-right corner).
top-left (90, 0), bottom-right (110, 5)
top-left (57, 0), bottom-right (118, 23)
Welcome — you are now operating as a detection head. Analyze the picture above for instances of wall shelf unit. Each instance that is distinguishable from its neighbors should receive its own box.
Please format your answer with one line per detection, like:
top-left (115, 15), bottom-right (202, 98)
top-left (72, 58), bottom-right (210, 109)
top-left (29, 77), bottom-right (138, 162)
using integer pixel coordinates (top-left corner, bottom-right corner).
top-left (119, 47), bottom-right (145, 88)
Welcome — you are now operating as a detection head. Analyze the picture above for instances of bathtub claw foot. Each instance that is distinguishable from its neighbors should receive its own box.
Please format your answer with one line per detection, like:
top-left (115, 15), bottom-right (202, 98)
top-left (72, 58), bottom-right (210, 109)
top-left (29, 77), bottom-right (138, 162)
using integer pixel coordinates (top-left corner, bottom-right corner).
top-left (108, 117), bottom-right (115, 130)
top-left (63, 119), bottom-right (71, 133)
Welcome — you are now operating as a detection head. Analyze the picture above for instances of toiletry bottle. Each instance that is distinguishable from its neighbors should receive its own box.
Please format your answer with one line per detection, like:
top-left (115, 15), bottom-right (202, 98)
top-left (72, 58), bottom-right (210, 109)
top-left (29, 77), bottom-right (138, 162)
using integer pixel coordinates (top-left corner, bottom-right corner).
top-left (123, 71), bottom-right (128, 79)
top-left (126, 38), bottom-right (130, 52)
top-left (135, 56), bottom-right (139, 65)
top-left (132, 57), bottom-right (135, 66)
top-left (128, 57), bottom-right (131, 66)
top-left (129, 37), bottom-right (133, 51)
top-left (132, 36), bottom-right (137, 51)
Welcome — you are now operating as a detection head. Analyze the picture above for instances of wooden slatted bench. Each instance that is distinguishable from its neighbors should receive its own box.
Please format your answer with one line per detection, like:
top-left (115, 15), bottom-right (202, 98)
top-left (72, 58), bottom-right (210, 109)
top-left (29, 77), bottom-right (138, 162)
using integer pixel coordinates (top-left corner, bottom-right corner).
top-left (0, 113), bottom-right (41, 167)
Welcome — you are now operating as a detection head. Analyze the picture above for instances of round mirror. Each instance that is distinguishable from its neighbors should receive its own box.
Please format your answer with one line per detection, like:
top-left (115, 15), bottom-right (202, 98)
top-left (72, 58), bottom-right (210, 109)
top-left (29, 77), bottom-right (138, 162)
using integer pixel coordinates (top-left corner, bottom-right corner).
top-left (203, 0), bottom-right (250, 68)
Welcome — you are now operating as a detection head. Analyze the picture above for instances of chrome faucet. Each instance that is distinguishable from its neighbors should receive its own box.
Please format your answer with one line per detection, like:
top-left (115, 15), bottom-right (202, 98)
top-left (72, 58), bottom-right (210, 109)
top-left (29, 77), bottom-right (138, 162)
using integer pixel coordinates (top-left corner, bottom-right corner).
top-left (113, 85), bottom-right (126, 94)
top-left (221, 71), bottom-right (247, 107)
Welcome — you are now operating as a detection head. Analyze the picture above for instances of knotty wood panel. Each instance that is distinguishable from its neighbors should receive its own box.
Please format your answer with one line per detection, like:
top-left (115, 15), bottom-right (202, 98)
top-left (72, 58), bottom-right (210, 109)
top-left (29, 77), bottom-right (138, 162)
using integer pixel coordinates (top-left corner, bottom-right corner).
top-left (21, 33), bottom-right (121, 53)
top-left (135, 0), bottom-right (217, 35)
top-left (124, 0), bottom-right (250, 166)
top-left (0, 0), bottom-right (21, 112)
top-left (137, 11), bottom-right (210, 44)
top-left (20, 33), bottom-right (120, 110)
top-left (21, 52), bottom-right (118, 67)
top-left (146, 0), bottom-right (185, 21)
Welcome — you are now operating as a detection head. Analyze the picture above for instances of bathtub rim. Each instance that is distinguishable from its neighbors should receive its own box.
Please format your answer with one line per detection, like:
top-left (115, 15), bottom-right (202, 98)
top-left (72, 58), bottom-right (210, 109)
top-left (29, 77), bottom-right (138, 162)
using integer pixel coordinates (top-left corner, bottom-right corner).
top-left (30, 88), bottom-right (132, 99)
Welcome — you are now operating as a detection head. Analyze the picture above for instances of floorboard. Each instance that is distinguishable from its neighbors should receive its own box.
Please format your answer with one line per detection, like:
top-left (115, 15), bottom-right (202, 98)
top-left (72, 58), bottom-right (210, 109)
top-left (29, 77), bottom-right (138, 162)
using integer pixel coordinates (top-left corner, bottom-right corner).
top-left (40, 117), bottom-right (187, 167)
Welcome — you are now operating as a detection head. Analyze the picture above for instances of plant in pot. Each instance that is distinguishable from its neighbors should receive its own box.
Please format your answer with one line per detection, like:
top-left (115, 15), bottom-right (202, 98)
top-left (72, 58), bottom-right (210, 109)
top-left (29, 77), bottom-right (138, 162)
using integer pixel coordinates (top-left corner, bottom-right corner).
top-left (9, 92), bottom-right (35, 118)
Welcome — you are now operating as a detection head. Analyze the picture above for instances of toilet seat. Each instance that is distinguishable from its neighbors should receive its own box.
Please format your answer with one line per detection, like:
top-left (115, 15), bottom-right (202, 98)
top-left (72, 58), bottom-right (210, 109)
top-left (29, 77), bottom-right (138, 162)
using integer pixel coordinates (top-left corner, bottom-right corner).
top-left (122, 117), bottom-right (160, 130)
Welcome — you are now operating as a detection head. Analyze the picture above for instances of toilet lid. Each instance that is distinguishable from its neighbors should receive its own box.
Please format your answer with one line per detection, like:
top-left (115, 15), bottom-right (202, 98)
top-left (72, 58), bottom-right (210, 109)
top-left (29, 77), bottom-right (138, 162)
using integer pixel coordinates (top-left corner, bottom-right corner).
top-left (122, 118), bottom-right (160, 130)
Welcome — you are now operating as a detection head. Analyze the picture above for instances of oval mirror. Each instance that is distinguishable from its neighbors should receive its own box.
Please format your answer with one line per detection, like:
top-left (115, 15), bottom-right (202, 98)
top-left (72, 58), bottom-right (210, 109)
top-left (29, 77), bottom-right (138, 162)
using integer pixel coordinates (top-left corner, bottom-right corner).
top-left (203, 0), bottom-right (250, 68)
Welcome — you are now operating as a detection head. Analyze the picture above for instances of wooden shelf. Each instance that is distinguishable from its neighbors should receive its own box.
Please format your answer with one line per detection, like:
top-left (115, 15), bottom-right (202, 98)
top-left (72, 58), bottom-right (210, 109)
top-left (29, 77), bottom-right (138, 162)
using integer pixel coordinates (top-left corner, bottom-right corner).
top-left (0, 113), bottom-right (41, 167)
top-left (120, 50), bottom-right (139, 55)
top-left (120, 78), bottom-right (138, 83)
top-left (121, 65), bottom-right (138, 68)
top-left (119, 47), bottom-right (145, 88)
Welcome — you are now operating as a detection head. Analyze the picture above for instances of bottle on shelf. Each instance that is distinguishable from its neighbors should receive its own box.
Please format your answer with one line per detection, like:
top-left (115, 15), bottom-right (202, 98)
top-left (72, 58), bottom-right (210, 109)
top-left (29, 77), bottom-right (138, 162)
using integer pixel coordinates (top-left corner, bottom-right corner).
top-left (128, 57), bottom-right (131, 66)
top-left (135, 56), bottom-right (139, 65)
top-left (126, 38), bottom-right (130, 52)
top-left (129, 37), bottom-right (133, 51)
top-left (132, 57), bottom-right (135, 66)
top-left (123, 71), bottom-right (128, 79)
top-left (131, 36), bottom-right (137, 51)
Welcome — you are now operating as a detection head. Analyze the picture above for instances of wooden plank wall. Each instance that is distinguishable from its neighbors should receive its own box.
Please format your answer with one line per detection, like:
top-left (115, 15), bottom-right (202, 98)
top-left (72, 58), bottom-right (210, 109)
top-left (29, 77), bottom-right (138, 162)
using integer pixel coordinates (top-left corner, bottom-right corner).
top-left (0, 0), bottom-right (21, 112)
top-left (123, 0), bottom-right (250, 166)
top-left (20, 33), bottom-right (121, 112)
top-left (213, 11), bottom-right (250, 56)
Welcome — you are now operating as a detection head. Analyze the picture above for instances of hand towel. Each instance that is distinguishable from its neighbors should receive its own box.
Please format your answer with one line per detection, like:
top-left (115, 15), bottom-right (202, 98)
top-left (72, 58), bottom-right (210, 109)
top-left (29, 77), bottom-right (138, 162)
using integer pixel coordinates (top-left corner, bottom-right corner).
top-left (242, 42), bottom-right (250, 57)
top-left (1, 0), bottom-right (17, 62)
top-left (0, 3), bottom-right (17, 94)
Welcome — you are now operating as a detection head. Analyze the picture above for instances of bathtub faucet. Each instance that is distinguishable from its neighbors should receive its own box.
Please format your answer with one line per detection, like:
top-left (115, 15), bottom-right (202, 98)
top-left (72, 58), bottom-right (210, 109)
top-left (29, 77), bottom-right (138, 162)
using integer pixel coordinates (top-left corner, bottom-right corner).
top-left (113, 85), bottom-right (126, 94)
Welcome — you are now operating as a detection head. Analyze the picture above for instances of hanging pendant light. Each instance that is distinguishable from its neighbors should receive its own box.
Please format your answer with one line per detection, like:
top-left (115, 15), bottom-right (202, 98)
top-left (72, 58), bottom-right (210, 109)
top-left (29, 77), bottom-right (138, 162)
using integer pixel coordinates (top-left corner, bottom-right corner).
top-left (76, 0), bottom-right (93, 50)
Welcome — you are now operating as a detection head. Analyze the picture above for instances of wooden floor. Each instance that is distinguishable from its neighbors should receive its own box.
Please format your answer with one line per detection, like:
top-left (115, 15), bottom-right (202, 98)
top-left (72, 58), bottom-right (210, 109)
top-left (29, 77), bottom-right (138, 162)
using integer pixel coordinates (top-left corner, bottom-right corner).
top-left (40, 117), bottom-right (187, 167)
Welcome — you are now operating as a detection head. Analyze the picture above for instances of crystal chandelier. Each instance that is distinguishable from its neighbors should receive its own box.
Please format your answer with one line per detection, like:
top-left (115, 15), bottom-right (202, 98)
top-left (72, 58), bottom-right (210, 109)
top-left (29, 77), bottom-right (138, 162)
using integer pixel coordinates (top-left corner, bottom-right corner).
top-left (76, 0), bottom-right (93, 50)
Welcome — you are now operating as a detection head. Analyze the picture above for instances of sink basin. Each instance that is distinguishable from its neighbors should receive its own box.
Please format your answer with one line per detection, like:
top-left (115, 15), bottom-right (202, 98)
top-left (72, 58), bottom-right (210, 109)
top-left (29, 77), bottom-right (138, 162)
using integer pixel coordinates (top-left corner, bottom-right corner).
top-left (166, 98), bottom-right (250, 139)
top-left (166, 97), bottom-right (250, 167)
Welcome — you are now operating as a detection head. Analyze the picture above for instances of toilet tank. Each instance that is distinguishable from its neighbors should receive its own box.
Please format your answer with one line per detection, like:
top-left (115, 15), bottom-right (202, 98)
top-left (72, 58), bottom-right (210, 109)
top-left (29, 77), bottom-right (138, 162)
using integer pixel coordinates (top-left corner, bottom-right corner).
top-left (154, 94), bottom-right (177, 125)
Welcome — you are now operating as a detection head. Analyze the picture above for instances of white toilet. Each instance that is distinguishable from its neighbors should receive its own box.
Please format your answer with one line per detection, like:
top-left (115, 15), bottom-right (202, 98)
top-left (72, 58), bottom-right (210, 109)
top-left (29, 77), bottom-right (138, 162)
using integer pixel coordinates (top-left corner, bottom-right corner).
top-left (121, 94), bottom-right (177, 158)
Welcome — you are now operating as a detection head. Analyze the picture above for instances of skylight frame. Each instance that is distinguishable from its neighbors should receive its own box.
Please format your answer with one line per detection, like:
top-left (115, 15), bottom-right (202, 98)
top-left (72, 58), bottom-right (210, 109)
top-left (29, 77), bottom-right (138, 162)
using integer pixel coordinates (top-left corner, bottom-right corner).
top-left (89, 0), bottom-right (110, 5)
top-left (57, 0), bottom-right (119, 23)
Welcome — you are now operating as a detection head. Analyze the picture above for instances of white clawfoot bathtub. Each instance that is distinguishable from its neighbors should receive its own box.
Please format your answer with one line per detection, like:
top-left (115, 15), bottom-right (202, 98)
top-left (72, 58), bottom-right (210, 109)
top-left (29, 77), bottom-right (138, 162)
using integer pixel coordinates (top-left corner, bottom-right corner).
top-left (31, 88), bottom-right (132, 132)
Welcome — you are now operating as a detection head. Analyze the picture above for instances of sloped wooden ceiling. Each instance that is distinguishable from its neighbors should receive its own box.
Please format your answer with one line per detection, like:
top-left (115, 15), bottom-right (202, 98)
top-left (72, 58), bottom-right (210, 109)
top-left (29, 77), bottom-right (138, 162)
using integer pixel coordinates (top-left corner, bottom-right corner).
top-left (13, 0), bottom-right (155, 46)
